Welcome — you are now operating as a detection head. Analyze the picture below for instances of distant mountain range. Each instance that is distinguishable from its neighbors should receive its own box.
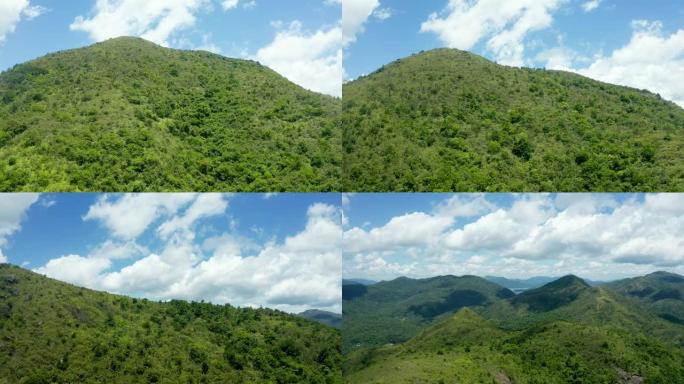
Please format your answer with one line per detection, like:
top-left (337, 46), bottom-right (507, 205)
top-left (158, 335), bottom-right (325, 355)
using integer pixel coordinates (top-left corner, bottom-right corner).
top-left (0, 37), bottom-right (341, 192)
top-left (298, 309), bottom-right (342, 329)
top-left (342, 48), bottom-right (684, 191)
top-left (343, 272), bottom-right (684, 382)
top-left (342, 278), bottom-right (377, 286)
top-left (485, 275), bottom-right (606, 291)
top-left (0, 264), bottom-right (341, 382)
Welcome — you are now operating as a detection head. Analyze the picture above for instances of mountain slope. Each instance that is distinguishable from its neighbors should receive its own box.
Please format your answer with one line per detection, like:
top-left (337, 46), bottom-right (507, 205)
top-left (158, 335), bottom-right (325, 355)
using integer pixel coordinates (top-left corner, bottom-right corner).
top-left (0, 264), bottom-right (341, 383)
top-left (342, 48), bottom-right (684, 192)
top-left (606, 271), bottom-right (684, 326)
top-left (342, 275), bottom-right (513, 352)
top-left (344, 310), bottom-right (684, 383)
top-left (344, 276), bottom-right (684, 383)
top-left (298, 309), bottom-right (342, 329)
top-left (0, 37), bottom-right (340, 192)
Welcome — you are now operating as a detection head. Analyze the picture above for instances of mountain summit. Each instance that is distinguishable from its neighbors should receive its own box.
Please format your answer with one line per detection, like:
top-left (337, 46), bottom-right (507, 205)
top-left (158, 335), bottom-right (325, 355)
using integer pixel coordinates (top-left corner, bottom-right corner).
top-left (0, 37), bottom-right (340, 191)
top-left (342, 48), bottom-right (684, 191)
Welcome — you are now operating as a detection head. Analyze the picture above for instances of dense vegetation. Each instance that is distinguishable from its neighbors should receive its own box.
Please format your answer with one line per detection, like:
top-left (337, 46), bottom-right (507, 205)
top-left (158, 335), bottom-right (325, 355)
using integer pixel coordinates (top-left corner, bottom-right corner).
top-left (0, 264), bottom-right (341, 383)
top-left (342, 275), bottom-right (513, 353)
top-left (0, 37), bottom-right (341, 192)
top-left (606, 271), bottom-right (684, 326)
top-left (342, 48), bottom-right (684, 192)
top-left (344, 273), bottom-right (684, 383)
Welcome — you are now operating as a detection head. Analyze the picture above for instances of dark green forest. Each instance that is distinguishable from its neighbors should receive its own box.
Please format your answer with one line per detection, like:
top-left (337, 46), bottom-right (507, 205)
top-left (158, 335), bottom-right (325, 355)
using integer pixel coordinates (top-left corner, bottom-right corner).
top-left (0, 37), bottom-right (341, 192)
top-left (343, 273), bottom-right (684, 383)
top-left (342, 48), bottom-right (684, 192)
top-left (0, 264), bottom-right (341, 383)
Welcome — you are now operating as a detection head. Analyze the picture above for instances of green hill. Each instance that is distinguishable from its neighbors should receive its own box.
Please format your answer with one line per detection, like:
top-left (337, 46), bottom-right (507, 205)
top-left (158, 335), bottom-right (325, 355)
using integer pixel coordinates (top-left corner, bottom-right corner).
top-left (0, 37), bottom-right (340, 192)
top-left (606, 271), bottom-right (684, 326)
top-left (344, 275), bottom-right (684, 383)
top-left (0, 264), bottom-right (341, 383)
top-left (342, 48), bottom-right (684, 192)
top-left (342, 275), bottom-right (513, 353)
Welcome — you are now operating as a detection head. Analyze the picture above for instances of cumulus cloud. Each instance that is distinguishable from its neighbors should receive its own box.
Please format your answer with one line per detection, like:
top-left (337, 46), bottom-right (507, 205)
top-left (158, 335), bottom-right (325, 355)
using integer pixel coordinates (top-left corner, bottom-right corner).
top-left (256, 21), bottom-right (342, 97)
top-left (344, 194), bottom-right (684, 281)
top-left (0, 193), bottom-right (40, 262)
top-left (342, 0), bottom-right (380, 46)
top-left (581, 0), bottom-right (601, 12)
top-left (0, 0), bottom-right (46, 43)
top-left (70, 0), bottom-right (210, 46)
top-left (344, 212), bottom-right (454, 253)
top-left (573, 20), bottom-right (684, 108)
top-left (222, 0), bottom-right (239, 9)
top-left (157, 193), bottom-right (228, 239)
top-left (84, 194), bottom-right (196, 240)
top-left (421, 0), bottom-right (564, 66)
top-left (35, 255), bottom-right (111, 288)
top-left (37, 197), bottom-right (342, 313)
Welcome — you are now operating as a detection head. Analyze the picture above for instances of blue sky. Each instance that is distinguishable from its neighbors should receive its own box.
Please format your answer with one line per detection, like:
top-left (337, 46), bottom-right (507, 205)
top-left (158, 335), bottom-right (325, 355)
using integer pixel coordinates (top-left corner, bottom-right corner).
top-left (0, 0), bottom-right (342, 95)
top-left (343, 0), bottom-right (684, 107)
top-left (0, 193), bottom-right (342, 313)
top-left (343, 193), bottom-right (684, 281)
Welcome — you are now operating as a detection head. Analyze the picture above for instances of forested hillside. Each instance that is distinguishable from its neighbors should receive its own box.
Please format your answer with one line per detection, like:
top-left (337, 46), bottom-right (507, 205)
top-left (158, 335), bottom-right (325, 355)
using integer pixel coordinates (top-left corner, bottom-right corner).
top-left (0, 37), bottom-right (340, 192)
top-left (0, 264), bottom-right (341, 383)
top-left (342, 275), bottom-right (513, 352)
top-left (343, 273), bottom-right (684, 383)
top-left (342, 48), bottom-right (684, 192)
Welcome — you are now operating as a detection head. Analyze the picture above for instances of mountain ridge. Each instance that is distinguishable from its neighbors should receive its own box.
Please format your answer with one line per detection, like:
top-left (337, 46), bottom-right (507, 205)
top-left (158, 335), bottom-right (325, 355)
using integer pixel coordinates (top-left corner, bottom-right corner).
top-left (342, 47), bottom-right (684, 191)
top-left (0, 263), bottom-right (342, 382)
top-left (0, 36), bottom-right (341, 191)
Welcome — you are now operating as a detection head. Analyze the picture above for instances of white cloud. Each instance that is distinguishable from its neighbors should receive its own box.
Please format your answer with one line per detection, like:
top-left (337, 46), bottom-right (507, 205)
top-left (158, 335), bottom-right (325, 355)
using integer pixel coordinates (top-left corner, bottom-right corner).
top-left (256, 21), bottom-right (342, 97)
top-left (35, 255), bottom-right (111, 288)
top-left (70, 0), bottom-right (210, 46)
top-left (573, 20), bottom-right (684, 107)
top-left (37, 199), bottom-right (342, 313)
top-left (434, 194), bottom-right (495, 218)
top-left (343, 0), bottom-right (380, 46)
top-left (84, 194), bottom-right (196, 240)
top-left (581, 0), bottom-right (601, 12)
top-left (344, 194), bottom-right (684, 281)
top-left (0, 194), bottom-right (40, 262)
top-left (345, 212), bottom-right (454, 253)
top-left (372, 7), bottom-right (392, 21)
top-left (421, 0), bottom-right (564, 66)
top-left (21, 4), bottom-right (47, 20)
top-left (89, 240), bottom-right (148, 260)
top-left (157, 193), bottom-right (228, 239)
top-left (222, 0), bottom-right (239, 9)
top-left (0, 0), bottom-right (46, 43)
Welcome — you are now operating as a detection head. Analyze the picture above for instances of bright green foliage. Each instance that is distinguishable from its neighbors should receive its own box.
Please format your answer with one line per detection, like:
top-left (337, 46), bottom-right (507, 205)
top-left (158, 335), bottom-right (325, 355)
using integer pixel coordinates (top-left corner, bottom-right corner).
top-left (342, 276), bottom-right (514, 353)
top-left (343, 274), bottom-right (684, 383)
top-left (0, 37), bottom-right (341, 192)
top-left (342, 48), bottom-right (684, 192)
top-left (606, 271), bottom-right (684, 327)
top-left (344, 310), bottom-right (684, 383)
top-left (0, 264), bottom-right (341, 383)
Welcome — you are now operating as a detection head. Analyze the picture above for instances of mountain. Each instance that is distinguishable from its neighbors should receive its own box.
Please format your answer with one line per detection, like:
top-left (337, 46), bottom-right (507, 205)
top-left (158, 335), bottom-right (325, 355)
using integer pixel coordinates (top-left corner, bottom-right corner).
top-left (344, 275), bottom-right (684, 383)
top-left (344, 309), bottom-right (684, 383)
top-left (485, 275), bottom-right (557, 290)
top-left (0, 264), bottom-right (341, 383)
top-left (342, 278), bottom-right (377, 286)
top-left (606, 271), bottom-right (684, 326)
top-left (342, 275), bottom-right (514, 352)
top-left (342, 48), bottom-right (684, 192)
top-left (298, 309), bottom-right (342, 329)
top-left (0, 37), bottom-right (341, 192)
